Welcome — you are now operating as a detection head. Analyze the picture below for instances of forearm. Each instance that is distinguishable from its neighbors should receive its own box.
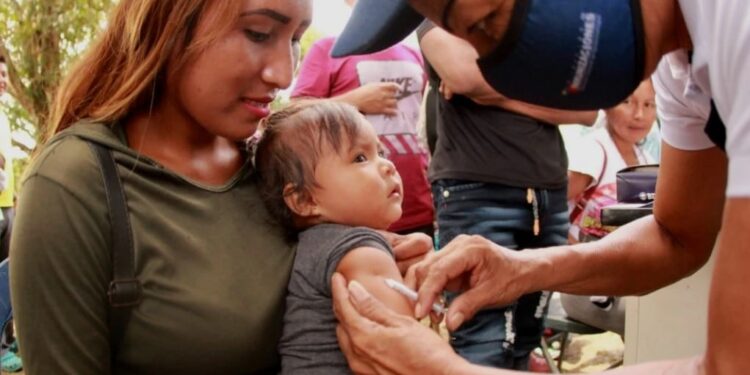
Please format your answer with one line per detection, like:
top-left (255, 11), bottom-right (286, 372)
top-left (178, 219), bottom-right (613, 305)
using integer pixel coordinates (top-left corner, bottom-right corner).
top-left (474, 94), bottom-right (597, 125)
top-left (290, 83), bottom-right (369, 110)
top-left (520, 215), bottom-right (712, 296)
top-left (526, 146), bottom-right (723, 296)
top-left (331, 89), bottom-right (364, 110)
top-left (421, 26), bottom-right (597, 125)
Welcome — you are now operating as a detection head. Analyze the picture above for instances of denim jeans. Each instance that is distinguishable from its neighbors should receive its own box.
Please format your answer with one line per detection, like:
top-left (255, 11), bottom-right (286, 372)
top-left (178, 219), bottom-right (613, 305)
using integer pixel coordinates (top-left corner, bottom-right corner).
top-left (0, 207), bottom-right (13, 262)
top-left (432, 179), bottom-right (569, 370)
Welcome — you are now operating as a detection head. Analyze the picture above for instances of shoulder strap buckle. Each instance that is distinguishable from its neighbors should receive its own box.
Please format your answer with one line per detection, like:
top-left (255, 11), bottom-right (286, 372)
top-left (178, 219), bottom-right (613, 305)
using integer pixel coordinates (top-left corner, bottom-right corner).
top-left (108, 279), bottom-right (142, 307)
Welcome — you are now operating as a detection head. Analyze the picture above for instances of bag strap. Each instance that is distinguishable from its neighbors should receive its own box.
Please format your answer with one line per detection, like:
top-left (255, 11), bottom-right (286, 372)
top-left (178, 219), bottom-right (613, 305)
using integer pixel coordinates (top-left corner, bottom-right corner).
top-left (88, 141), bottom-right (141, 361)
top-left (570, 140), bottom-right (608, 222)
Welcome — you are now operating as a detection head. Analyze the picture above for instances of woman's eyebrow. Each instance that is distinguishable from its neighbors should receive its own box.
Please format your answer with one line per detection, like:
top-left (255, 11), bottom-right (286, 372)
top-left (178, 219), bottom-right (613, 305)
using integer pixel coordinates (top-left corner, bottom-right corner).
top-left (241, 8), bottom-right (291, 24)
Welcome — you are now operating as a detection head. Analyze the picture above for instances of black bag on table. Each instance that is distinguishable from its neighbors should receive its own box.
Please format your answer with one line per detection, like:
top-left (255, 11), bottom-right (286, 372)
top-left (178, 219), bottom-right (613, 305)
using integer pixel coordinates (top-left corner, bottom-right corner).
top-left (616, 164), bottom-right (658, 204)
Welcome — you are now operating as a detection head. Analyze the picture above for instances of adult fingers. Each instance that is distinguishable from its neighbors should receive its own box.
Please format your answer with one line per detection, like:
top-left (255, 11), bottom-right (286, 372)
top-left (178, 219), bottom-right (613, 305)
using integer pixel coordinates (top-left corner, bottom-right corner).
top-left (403, 263), bottom-right (418, 290)
top-left (442, 85), bottom-right (454, 100)
top-left (347, 280), bottom-right (405, 328)
top-left (381, 82), bottom-right (400, 93)
top-left (413, 251), bottom-right (466, 318)
top-left (337, 325), bottom-right (378, 375)
top-left (443, 286), bottom-right (491, 331)
top-left (332, 273), bottom-right (373, 333)
top-left (331, 273), bottom-right (394, 374)
top-left (384, 98), bottom-right (398, 109)
top-left (413, 239), bottom-right (485, 318)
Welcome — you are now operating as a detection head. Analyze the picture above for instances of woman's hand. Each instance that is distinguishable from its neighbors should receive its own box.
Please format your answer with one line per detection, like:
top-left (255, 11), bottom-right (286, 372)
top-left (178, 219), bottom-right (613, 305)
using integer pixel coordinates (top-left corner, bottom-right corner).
top-left (379, 231), bottom-right (433, 275)
top-left (406, 235), bottom-right (535, 331)
top-left (438, 81), bottom-right (454, 100)
top-left (338, 82), bottom-right (400, 116)
top-left (332, 273), bottom-right (469, 375)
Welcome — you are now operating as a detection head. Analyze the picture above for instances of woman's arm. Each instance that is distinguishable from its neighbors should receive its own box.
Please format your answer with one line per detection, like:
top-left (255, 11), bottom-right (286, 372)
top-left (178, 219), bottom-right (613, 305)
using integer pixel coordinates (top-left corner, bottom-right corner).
top-left (11, 170), bottom-right (111, 373)
top-left (10, 142), bottom-right (112, 374)
top-left (332, 82), bottom-right (400, 116)
top-left (567, 171), bottom-right (593, 201)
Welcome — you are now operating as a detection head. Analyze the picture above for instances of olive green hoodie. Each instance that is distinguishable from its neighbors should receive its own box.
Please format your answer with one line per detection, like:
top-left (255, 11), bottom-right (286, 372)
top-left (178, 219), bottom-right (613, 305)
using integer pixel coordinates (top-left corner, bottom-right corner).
top-left (11, 122), bottom-right (293, 374)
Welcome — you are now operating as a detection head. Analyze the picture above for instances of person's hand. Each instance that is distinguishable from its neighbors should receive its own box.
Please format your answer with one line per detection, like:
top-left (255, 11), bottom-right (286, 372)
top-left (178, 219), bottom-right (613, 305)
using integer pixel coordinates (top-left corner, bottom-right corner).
top-left (332, 273), bottom-right (469, 375)
top-left (346, 82), bottom-right (400, 116)
top-left (438, 81), bottom-right (454, 100)
top-left (378, 231), bottom-right (433, 275)
top-left (407, 235), bottom-right (531, 331)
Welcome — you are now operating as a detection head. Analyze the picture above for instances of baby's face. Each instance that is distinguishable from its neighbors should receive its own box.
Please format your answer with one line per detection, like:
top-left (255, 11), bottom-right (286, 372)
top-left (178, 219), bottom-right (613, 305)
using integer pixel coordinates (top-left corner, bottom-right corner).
top-left (310, 123), bottom-right (403, 230)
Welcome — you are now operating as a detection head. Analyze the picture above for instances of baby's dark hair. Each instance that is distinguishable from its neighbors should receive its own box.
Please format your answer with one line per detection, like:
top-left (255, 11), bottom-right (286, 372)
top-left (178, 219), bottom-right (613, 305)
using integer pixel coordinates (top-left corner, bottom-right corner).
top-left (254, 100), bottom-right (366, 234)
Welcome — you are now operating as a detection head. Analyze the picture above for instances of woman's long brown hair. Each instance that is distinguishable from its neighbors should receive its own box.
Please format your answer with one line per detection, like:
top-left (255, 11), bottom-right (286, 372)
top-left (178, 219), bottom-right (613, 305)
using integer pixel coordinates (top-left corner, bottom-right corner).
top-left (44, 0), bottom-right (243, 144)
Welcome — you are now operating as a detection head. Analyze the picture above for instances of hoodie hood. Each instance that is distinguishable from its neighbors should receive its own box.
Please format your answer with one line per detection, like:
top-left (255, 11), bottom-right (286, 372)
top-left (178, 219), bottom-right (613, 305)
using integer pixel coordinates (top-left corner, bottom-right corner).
top-left (41, 121), bottom-right (252, 192)
top-left (50, 121), bottom-right (145, 159)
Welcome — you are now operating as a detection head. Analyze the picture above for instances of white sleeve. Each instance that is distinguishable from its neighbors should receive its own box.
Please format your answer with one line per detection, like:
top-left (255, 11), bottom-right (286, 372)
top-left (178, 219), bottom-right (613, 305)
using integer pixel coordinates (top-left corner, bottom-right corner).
top-left (713, 19), bottom-right (750, 197)
top-left (567, 136), bottom-right (605, 188)
top-left (653, 54), bottom-right (715, 151)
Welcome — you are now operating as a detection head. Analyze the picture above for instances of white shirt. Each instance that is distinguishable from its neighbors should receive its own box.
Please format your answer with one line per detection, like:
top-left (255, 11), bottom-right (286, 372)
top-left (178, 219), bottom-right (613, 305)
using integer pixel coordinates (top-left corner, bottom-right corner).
top-left (655, 0), bottom-right (750, 197)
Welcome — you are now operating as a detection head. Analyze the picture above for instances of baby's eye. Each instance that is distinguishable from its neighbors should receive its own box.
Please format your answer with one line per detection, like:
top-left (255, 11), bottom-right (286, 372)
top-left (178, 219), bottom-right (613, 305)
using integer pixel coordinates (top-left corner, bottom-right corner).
top-left (377, 149), bottom-right (386, 158)
top-left (353, 154), bottom-right (367, 163)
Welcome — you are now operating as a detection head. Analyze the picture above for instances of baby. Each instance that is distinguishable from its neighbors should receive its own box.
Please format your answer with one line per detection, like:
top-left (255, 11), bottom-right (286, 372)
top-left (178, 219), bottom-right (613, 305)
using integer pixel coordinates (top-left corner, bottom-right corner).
top-left (254, 101), bottom-right (417, 374)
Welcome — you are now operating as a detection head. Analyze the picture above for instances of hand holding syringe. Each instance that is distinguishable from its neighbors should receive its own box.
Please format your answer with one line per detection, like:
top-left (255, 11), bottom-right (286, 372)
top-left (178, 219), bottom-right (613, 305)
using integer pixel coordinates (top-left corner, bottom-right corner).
top-left (384, 278), bottom-right (447, 315)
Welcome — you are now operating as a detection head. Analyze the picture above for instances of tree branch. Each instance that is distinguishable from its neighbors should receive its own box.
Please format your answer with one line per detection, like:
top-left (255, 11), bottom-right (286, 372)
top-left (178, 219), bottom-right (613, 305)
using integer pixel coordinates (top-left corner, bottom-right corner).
top-left (0, 42), bottom-right (36, 123)
top-left (11, 138), bottom-right (32, 155)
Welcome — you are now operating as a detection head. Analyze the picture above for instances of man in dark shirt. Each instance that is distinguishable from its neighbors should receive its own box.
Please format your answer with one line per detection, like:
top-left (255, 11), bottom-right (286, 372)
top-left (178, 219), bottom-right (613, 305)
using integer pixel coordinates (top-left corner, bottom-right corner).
top-left (419, 22), bottom-right (596, 370)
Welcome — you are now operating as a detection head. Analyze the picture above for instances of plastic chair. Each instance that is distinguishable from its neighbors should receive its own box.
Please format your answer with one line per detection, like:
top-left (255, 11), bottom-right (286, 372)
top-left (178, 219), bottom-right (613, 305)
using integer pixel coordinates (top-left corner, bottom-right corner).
top-left (541, 292), bottom-right (604, 373)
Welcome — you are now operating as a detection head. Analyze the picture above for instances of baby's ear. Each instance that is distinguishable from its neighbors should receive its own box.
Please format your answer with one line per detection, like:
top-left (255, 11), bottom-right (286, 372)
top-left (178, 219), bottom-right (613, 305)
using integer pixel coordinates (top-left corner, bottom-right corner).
top-left (283, 183), bottom-right (320, 218)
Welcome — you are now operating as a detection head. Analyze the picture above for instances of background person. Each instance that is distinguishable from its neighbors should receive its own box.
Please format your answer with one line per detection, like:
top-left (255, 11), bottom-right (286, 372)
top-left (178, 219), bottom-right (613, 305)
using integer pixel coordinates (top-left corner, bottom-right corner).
top-left (9, 1), bottom-right (428, 374)
top-left (329, 0), bottom-right (749, 374)
top-left (567, 79), bottom-right (658, 244)
top-left (0, 56), bottom-right (13, 262)
top-left (0, 54), bottom-right (22, 374)
top-left (418, 21), bottom-right (596, 370)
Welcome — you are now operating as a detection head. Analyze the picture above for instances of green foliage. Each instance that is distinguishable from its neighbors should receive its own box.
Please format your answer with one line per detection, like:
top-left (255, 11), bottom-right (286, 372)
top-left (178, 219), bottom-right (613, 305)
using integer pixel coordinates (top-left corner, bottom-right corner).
top-left (299, 26), bottom-right (323, 65)
top-left (12, 156), bottom-right (27, 192)
top-left (272, 25), bottom-right (324, 112)
top-left (0, 0), bottom-right (116, 141)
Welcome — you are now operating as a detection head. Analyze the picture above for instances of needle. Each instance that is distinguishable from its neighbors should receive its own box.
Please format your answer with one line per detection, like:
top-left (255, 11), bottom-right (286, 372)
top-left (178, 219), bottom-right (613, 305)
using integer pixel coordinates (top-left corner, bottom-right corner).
top-left (384, 278), bottom-right (447, 315)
